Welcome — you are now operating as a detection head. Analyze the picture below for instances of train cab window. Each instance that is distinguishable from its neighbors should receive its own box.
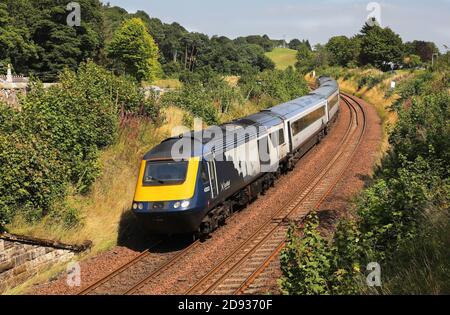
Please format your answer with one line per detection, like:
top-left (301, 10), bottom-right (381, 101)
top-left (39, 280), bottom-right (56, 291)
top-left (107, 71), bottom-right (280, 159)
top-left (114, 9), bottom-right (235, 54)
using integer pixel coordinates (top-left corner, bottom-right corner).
top-left (201, 162), bottom-right (209, 184)
top-left (143, 160), bottom-right (188, 186)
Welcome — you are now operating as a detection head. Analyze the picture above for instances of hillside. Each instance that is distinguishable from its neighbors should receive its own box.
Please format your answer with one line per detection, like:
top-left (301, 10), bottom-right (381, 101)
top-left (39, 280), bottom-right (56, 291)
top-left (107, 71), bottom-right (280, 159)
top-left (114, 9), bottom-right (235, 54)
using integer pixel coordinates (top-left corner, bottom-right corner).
top-left (265, 48), bottom-right (298, 70)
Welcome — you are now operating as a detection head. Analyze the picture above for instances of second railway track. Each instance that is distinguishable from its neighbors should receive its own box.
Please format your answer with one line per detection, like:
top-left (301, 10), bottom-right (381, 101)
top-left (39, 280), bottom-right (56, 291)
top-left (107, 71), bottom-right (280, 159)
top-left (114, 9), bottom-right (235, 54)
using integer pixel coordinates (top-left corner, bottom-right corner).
top-left (184, 93), bottom-right (367, 295)
top-left (77, 93), bottom-right (367, 296)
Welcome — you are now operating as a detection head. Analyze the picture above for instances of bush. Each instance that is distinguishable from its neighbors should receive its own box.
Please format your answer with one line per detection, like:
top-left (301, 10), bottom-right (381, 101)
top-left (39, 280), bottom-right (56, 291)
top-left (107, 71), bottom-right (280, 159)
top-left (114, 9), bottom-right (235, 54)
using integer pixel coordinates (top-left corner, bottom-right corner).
top-left (280, 70), bottom-right (450, 295)
top-left (0, 61), bottom-right (160, 228)
top-left (239, 68), bottom-right (309, 105)
top-left (280, 213), bottom-right (332, 295)
top-left (357, 74), bottom-right (388, 90)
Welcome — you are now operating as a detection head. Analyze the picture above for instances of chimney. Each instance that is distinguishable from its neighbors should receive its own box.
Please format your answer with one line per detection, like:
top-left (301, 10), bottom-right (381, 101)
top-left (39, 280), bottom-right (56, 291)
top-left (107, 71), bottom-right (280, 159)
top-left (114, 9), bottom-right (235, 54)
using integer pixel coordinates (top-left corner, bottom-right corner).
top-left (6, 64), bottom-right (13, 83)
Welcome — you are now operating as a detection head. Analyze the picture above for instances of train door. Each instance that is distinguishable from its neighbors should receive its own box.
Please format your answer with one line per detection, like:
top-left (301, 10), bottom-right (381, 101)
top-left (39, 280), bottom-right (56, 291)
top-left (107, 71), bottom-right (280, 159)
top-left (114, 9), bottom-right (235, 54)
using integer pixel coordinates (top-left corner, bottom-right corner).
top-left (207, 160), bottom-right (219, 199)
top-left (258, 134), bottom-right (278, 173)
top-left (287, 121), bottom-right (293, 153)
top-left (270, 127), bottom-right (288, 160)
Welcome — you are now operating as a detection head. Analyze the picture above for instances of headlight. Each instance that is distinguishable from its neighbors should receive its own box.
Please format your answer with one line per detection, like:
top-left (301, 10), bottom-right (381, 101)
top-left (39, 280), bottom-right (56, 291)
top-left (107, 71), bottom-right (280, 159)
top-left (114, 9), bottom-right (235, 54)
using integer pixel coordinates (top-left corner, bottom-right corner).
top-left (173, 201), bottom-right (181, 209)
top-left (132, 203), bottom-right (138, 210)
top-left (138, 203), bottom-right (144, 210)
top-left (181, 201), bottom-right (190, 208)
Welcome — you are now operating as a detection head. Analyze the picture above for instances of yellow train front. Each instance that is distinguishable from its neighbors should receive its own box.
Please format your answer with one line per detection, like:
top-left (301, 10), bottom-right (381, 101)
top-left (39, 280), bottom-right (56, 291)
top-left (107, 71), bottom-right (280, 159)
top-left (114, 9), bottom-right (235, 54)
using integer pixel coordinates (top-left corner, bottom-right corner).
top-left (132, 77), bottom-right (340, 237)
top-left (132, 137), bottom-right (209, 235)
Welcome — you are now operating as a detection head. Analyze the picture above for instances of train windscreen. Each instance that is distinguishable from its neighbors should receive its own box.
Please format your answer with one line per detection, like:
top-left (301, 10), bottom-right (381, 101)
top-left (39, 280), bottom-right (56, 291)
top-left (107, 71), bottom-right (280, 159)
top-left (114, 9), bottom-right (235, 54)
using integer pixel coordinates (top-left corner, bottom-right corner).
top-left (143, 160), bottom-right (188, 186)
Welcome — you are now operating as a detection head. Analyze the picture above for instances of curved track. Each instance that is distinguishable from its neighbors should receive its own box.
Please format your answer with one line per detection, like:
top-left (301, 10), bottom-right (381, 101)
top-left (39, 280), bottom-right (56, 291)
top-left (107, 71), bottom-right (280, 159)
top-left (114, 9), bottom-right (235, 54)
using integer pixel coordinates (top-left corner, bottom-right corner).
top-left (78, 92), bottom-right (367, 296)
top-left (184, 93), bottom-right (366, 295)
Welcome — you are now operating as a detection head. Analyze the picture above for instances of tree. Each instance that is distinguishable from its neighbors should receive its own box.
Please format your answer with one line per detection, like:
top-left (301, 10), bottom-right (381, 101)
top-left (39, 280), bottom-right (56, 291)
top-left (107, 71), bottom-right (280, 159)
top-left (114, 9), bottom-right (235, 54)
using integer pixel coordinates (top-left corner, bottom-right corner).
top-left (0, 2), bottom-right (37, 74)
top-left (295, 44), bottom-right (315, 73)
top-left (359, 24), bottom-right (404, 70)
top-left (289, 39), bottom-right (311, 51)
top-left (1, 0), bottom-right (104, 81)
top-left (326, 36), bottom-right (360, 67)
top-left (107, 18), bottom-right (162, 82)
top-left (404, 40), bottom-right (439, 62)
top-left (403, 54), bottom-right (422, 69)
top-left (295, 44), bottom-right (329, 74)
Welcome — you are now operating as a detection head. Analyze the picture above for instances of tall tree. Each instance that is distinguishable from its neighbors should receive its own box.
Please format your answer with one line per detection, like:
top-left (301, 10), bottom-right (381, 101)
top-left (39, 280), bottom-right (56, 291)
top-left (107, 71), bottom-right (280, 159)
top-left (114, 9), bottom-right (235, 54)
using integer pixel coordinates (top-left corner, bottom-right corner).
top-left (359, 23), bottom-right (404, 70)
top-left (0, 2), bottom-right (37, 74)
top-left (326, 36), bottom-right (360, 67)
top-left (1, 0), bottom-right (103, 81)
top-left (107, 18), bottom-right (161, 82)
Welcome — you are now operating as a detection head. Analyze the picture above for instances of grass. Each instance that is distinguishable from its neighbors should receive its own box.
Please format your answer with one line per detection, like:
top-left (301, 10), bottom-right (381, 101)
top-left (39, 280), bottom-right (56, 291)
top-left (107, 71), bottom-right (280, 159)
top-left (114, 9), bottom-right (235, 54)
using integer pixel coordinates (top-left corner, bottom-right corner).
top-left (334, 68), bottom-right (416, 159)
top-left (4, 105), bottom-right (193, 294)
top-left (6, 106), bottom-right (190, 250)
top-left (265, 48), bottom-right (298, 70)
top-left (152, 78), bottom-right (182, 89)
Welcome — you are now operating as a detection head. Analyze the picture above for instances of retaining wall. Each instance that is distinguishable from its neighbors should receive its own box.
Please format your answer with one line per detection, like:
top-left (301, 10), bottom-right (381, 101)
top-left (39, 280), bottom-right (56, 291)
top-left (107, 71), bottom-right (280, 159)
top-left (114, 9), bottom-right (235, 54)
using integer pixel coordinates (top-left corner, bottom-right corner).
top-left (0, 233), bottom-right (91, 293)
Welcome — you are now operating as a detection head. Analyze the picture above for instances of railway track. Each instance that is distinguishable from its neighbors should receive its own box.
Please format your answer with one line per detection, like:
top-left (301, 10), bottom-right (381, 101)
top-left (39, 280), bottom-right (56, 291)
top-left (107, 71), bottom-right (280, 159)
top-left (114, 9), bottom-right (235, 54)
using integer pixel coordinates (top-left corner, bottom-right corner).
top-left (77, 93), bottom-right (366, 296)
top-left (78, 239), bottom-right (200, 295)
top-left (184, 93), bottom-right (366, 295)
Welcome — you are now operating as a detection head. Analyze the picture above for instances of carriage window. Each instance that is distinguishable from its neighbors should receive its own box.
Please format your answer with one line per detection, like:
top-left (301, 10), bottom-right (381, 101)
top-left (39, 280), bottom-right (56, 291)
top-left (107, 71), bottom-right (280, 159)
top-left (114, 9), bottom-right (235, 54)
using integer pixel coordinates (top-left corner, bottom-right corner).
top-left (291, 106), bottom-right (326, 136)
top-left (328, 94), bottom-right (339, 112)
top-left (270, 129), bottom-right (285, 146)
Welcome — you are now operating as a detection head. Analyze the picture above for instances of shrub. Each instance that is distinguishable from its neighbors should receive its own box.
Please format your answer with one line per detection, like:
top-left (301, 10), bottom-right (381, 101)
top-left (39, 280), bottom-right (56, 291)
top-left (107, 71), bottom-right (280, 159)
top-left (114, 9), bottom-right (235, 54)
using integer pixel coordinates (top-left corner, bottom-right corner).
top-left (280, 70), bottom-right (450, 295)
top-left (239, 68), bottom-right (309, 105)
top-left (0, 61), bottom-right (160, 228)
top-left (280, 213), bottom-right (332, 295)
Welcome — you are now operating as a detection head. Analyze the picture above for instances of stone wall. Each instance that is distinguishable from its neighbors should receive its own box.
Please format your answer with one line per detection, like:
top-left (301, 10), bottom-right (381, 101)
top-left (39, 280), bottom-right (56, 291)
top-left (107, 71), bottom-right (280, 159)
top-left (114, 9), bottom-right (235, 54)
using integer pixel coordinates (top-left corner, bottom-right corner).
top-left (0, 234), bottom-right (91, 293)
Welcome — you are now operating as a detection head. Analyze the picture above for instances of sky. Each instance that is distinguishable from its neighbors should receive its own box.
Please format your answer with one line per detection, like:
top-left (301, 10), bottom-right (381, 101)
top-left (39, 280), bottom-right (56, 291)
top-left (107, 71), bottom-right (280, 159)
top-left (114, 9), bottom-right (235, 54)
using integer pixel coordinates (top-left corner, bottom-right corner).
top-left (103, 0), bottom-right (450, 51)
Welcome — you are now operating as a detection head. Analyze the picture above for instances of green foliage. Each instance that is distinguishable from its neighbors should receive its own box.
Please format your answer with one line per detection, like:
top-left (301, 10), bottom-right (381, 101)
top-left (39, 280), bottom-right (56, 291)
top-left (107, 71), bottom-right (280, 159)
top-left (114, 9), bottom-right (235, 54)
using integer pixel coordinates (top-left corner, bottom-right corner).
top-left (329, 220), bottom-right (364, 294)
top-left (326, 36), bottom-right (360, 67)
top-left (280, 213), bottom-right (332, 295)
top-left (357, 73), bottom-right (388, 90)
top-left (0, 61), bottom-right (159, 227)
top-left (240, 68), bottom-right (309, 104)
top-left (295, 44), bottom-right (316, 74)
top-left (1, 0), bottom-right (103, 81)
top-left (403, 54), bottom-right (422, 69)
top-left (359, 24), bottom-right (404, 71)
top-left (162, 84), bottom-right (219, 125)
top-left (0, 127), bottom-right (67, 225)
top-left (108, 18), bottom-right (162, 82)
top-left (316, 66), bottom-right (345, 80)
top-left (280, 69), bottom-right (450, 295)
top-left (288, 39), bottom-right (311, 51)
top-left (101, 7), bottom-right (275, 77)
top-left (404, 40), bottom-right (439, 62)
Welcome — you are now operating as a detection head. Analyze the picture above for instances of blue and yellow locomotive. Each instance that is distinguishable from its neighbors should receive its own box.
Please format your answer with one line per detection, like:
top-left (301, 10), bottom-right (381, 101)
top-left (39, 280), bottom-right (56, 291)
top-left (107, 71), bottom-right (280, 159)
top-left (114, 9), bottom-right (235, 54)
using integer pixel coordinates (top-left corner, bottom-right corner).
top-left (132, 77), bottom-right (340, 237)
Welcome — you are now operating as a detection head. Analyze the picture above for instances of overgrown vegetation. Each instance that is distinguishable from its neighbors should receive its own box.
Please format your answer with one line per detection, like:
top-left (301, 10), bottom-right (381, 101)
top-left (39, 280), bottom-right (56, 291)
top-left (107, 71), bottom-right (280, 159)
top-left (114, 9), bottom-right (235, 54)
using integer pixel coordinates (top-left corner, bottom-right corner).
top-left (162, 67), bottom-right (308, 125)
top-left (0, 61), bottom-right (160, 228)
top-left (280, 69), bottom-right (450, 295)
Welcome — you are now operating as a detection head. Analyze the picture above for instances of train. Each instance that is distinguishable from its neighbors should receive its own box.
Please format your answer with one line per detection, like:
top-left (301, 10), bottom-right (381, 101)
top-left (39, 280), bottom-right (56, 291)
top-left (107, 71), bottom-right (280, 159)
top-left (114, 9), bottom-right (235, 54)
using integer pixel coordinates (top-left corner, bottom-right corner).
top-left (132, 77), bottom-right (340, 237)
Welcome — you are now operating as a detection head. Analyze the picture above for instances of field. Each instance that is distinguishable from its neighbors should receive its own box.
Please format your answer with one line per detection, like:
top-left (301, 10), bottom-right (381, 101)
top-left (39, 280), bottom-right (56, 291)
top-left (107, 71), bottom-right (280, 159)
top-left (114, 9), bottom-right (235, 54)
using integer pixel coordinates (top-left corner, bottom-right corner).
top-left (265, 48), bottom-right (298, 70)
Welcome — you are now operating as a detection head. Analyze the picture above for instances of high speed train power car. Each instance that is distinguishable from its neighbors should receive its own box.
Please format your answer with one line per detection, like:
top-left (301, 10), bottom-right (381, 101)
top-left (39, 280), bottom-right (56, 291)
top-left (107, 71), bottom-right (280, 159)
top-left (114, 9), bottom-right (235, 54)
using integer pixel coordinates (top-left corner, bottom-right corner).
top-left (132, 77), bottom-right (340, 237)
